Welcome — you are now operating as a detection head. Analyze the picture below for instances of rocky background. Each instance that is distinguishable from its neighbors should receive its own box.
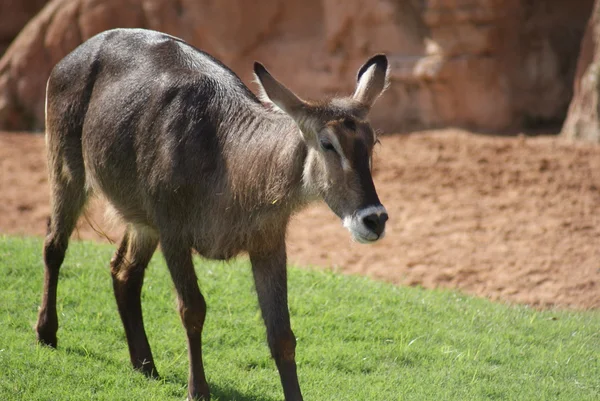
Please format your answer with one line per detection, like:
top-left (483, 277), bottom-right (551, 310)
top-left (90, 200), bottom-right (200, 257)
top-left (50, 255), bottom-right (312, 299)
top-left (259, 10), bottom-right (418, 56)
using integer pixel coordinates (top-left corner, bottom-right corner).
top-left (3, 1), bottom-right (600, 309)
top-left (0, 0), bottom-right (597, 134)
top-left (562, 0), bottom-right (600, 141)
top-left (0, 0), bottom-right (47, 54)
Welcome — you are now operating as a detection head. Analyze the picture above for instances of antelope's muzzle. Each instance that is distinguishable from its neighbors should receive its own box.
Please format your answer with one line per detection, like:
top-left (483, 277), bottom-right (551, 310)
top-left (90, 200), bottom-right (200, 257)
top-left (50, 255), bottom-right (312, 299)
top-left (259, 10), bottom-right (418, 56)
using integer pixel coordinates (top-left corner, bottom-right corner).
top-left (344, 204), bottom-right (388, 244)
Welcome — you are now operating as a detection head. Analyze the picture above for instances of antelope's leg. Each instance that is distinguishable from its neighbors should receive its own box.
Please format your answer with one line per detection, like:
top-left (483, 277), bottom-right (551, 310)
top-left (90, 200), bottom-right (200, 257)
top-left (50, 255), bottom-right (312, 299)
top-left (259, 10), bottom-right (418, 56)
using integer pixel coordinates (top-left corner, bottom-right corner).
top-left (111, 226), bottom-right (159, 377)
top-left (161, 238), bottom-right (210, 401)
top-left (37, 224), bottom-right (70, 348)
top-left (37, 188), bottom-right (88, 347)
top-left (250, 242), bottom-right (303, 401)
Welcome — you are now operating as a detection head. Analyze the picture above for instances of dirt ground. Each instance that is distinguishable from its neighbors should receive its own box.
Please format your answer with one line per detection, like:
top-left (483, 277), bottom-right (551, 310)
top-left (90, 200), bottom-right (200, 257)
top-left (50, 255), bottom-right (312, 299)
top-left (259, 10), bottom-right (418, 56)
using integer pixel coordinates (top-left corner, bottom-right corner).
top-left (2, 129), bottom-right (599, 309)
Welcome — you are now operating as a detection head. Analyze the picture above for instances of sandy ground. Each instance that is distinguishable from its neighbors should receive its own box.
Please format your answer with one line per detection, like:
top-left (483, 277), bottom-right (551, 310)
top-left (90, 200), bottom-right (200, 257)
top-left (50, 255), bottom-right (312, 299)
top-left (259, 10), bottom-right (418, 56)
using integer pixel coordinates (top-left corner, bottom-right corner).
top-left (2, 129), bottom-right (599, 309)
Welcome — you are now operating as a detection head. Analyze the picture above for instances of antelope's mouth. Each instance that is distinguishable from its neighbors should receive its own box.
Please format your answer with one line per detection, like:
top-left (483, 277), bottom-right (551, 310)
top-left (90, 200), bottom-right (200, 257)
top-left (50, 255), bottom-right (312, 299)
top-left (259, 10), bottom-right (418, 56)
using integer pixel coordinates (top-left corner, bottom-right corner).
top-left (343, 205), bottom-right (388, 244)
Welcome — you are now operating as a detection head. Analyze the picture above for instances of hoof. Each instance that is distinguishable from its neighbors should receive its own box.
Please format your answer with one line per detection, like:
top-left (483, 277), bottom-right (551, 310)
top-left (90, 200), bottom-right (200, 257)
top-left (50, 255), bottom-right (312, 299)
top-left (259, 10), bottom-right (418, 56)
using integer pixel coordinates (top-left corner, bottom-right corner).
top-left (188, 383), bottom-right (210, 400)
top-left (36, 332), bottom-right (57, 348)
top-left (137, 363), bottom-right (160, 379)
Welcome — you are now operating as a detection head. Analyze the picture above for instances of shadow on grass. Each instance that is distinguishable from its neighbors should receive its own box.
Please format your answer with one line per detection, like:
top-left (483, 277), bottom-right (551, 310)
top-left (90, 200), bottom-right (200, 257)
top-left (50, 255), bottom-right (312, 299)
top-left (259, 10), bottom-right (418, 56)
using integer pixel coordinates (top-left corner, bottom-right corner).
top-left (211, 383), bottom-right (277, 401)
top-left (64, 346), bottom-right (122, 369)
top-left (160, 373), bottom-right (278, 401)
top-left (64, 346), bottom-right (277, 401)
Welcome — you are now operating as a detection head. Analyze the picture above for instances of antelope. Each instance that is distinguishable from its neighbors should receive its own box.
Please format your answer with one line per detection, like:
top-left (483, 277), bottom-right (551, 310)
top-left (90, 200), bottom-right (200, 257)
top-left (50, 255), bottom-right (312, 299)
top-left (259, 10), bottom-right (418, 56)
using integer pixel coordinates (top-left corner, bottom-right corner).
top-left (36, 28), bottom-right (389, 401)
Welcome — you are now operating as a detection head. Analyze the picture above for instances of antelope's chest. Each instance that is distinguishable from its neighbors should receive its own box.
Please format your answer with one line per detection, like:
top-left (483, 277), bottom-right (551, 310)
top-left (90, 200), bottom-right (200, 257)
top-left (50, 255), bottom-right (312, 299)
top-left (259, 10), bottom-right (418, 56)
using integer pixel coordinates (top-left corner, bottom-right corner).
top-left (192, 232), bottom-right (243, 261)
top-left (191, 206), bottom-right (288, 260)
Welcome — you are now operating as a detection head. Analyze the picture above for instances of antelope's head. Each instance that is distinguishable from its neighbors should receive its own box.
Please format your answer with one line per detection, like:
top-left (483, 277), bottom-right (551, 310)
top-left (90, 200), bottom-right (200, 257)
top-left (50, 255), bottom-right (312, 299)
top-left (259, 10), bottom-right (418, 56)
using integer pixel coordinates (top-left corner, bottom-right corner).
top-left (254, 55), bottom-right (389, 243)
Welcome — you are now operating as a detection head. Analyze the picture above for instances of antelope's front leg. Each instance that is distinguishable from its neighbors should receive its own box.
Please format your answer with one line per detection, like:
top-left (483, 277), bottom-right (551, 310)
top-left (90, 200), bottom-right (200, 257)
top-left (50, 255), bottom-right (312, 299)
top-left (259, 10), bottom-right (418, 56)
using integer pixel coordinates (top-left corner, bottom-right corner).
top-left (250, 242), bottom-right (303, 401)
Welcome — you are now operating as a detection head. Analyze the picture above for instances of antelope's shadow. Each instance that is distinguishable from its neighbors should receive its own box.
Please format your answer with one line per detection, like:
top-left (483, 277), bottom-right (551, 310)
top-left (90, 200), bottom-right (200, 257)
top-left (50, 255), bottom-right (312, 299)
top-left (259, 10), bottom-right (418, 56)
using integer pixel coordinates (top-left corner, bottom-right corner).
top-left (64, 346), bottom-right (275, 401)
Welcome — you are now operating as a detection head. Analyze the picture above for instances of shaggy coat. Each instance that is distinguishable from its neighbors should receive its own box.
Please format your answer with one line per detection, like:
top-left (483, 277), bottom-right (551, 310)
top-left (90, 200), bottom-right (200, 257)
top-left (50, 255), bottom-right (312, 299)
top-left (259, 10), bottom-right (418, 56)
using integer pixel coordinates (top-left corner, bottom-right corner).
top-left (37, 28), bottom-right (389, 401)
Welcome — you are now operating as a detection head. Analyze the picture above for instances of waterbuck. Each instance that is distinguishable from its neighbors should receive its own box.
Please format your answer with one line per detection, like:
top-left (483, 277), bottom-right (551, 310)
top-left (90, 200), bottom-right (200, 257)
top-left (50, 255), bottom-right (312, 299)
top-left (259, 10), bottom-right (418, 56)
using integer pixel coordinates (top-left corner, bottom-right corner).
top-left (36, 28), bottom-right (389, 401)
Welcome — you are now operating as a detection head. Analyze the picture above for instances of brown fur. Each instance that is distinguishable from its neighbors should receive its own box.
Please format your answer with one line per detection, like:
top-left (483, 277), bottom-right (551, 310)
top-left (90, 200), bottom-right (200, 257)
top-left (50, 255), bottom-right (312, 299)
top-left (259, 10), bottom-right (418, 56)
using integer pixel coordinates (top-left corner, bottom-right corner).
top-left (36, 28), bottom-right (389, 401)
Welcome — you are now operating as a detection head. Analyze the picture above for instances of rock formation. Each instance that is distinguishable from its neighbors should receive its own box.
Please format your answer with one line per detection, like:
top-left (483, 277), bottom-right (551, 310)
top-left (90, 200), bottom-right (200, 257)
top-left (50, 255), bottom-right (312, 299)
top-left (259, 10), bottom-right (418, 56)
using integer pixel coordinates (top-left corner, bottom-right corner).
top-left (0, 0), bottom-right (594, 132)
top-left (0, 0), bottom-right (47, 56)
top-left (562, 0), bottom-right (600, 142)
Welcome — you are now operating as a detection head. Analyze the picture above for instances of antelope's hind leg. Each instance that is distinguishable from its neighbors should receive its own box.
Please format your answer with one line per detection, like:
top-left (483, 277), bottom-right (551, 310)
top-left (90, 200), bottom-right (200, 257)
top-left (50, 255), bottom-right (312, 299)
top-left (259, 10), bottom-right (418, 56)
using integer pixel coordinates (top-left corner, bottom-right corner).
top-left (111, 225), bottom-right (159, 377)
top-left (36, 162), bottom-right (88, 348)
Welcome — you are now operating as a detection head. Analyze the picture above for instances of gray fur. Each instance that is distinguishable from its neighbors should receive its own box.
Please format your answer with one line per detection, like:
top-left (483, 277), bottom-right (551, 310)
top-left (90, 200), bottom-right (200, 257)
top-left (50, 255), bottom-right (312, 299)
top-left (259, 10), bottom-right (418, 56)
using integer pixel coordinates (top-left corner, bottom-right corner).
top-left (37, 28), bottom-right (389, 401)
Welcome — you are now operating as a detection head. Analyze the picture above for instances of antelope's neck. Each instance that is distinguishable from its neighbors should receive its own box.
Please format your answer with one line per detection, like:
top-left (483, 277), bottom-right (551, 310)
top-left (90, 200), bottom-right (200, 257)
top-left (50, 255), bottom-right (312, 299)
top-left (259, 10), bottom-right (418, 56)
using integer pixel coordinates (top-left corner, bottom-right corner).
top-left (222, 105), bottom-right (310, 213)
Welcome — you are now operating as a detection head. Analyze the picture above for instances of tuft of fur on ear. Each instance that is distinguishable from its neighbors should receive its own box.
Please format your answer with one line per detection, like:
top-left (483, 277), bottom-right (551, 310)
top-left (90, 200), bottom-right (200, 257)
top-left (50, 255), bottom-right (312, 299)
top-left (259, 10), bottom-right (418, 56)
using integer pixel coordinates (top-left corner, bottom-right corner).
top-left (353, 54), bottom-right (390, 109)
top-left (356, 54), bottom-right (389, 84)
top-left (253, 62), bottom-right (304, 116)
top-left (253, 63), bottom-right (282, 112)
top-left (253, 61), bottom-right (318, 141)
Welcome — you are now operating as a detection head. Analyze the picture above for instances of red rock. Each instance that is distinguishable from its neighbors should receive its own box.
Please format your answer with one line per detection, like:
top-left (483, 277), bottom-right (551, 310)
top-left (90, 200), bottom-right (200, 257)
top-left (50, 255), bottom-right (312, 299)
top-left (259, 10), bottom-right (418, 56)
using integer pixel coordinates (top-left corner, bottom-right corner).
top-left (0, 0), bottom-right (594, 132)
top-left (0, 0), bottom-right (47, 55)
top-left (562, 0), bottom-right (600, 141)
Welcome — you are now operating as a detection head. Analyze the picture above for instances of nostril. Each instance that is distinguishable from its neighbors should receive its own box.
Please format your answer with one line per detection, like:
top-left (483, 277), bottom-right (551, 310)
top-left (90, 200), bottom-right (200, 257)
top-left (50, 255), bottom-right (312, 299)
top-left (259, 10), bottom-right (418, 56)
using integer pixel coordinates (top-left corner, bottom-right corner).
top-left (362, 213), bottom-right (385, 235)
top-left (363, 214), bottom-right (378, 231)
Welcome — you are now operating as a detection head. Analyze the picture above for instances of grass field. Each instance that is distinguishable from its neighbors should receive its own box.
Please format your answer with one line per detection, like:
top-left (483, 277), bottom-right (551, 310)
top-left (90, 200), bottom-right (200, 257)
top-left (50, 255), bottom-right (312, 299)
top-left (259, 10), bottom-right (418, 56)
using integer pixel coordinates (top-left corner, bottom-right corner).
top-left (0, 236), bottom-right (599, 400)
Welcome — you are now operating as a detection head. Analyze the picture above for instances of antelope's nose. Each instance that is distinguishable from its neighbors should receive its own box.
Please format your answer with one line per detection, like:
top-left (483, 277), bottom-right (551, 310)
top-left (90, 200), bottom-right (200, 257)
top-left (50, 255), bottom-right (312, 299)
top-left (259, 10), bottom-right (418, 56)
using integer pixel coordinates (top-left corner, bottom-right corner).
top-left (362, 212), bottom-right (388, 236)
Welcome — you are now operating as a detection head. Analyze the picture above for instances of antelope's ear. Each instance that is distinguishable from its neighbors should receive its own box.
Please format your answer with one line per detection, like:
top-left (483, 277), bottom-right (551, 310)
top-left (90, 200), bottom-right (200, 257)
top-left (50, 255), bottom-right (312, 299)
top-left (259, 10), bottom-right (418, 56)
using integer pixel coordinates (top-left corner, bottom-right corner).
top-left (254, 62), bottom-right (305, 116)
top-left (353, 54), bottom-right (389, 109)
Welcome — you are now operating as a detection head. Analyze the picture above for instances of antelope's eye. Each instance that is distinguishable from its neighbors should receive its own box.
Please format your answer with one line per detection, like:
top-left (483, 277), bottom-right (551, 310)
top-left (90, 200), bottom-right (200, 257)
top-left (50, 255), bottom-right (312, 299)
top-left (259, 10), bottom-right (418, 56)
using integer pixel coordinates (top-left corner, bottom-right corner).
top-left (320, 139), bottom-right (336, 153)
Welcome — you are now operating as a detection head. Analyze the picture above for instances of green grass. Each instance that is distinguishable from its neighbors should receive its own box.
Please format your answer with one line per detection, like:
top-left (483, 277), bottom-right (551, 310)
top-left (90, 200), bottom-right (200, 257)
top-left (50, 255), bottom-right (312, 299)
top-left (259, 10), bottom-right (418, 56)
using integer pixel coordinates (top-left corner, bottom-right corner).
top-left (0, 236), bottom-right (599, 400)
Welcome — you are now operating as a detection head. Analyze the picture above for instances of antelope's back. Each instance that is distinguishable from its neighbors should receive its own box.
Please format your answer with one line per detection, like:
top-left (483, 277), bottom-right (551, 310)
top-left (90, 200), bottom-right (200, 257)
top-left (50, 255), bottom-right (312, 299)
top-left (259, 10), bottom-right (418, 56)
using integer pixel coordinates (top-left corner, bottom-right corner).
top-left (46, 28), bottom-right (259, 226)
